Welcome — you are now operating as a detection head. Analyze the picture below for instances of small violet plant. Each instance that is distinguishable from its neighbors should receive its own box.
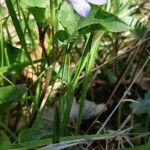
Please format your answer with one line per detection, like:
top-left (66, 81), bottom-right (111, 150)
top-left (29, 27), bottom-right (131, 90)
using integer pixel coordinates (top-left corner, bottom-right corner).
top-left (69, 0), bottom-right (107, 17)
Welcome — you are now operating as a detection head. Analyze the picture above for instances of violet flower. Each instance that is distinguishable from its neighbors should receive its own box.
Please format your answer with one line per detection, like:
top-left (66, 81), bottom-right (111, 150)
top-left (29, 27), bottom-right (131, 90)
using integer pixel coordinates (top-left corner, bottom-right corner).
top-left (69, 0), bottom-right (107, 17)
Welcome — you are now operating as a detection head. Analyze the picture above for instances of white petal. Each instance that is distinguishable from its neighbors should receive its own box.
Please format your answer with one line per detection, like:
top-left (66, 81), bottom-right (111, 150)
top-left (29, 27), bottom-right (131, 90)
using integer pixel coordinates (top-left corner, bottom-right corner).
top-left (86, 0), bottom-right (107, 5)
top-left (69, 0), bottom-right (91, 17)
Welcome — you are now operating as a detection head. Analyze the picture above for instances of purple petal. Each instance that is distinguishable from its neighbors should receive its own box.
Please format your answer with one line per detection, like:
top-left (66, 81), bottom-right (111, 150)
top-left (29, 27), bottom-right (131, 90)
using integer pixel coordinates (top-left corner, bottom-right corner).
top-left (86, 0), bottom-right (107, 5)
top-left (69, 0), bottom-right (91, 17)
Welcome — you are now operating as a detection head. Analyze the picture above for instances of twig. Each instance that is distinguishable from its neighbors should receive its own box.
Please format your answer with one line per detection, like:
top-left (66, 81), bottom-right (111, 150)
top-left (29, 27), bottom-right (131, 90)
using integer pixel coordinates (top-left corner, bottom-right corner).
top-left (97, 54), bottom-right (150, 134)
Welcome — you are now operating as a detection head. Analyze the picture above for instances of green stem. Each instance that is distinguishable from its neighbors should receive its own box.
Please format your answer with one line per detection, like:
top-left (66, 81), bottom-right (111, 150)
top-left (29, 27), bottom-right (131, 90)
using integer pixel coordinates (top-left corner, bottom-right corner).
top-left (49, 0), bottom-right (57, 61)
top-left (0, 121), bottom-right (17, 141)
top-left (76, 31), bottom-right (105, 134)
top-left (0, 6), bottom-right (4, 84)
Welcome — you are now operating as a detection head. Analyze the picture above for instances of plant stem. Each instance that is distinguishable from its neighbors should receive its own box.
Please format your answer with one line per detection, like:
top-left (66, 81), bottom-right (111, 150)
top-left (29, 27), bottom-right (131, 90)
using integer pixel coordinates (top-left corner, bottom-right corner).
top-left (76, 31), bottom-right (105, 134)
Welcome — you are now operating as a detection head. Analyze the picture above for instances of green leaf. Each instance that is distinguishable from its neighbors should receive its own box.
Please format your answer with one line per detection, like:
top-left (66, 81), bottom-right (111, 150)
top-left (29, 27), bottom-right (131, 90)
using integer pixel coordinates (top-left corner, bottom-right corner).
top-left (29, 7), bottom-right (46, 24)
top-left (5, 0), bottom-right (31, 62)
top-left (55, 30), bottom-right (69, 42)
top-left (0, 135), bottom-right (11, 150)
top-left (0, 84), bottom-right (26, 104)
top-left (77, 7), bottom-right (100, 30)
top-left (59, 5), bottom-right (129, 42)
top-left (0, 84), bottom-right (26, 112)
top-left (77, 7), bottom-right (129, 33)
top-left (58, 1), bottom-right (79, 34)
top-left (19, 0), bottom-right (49, 8)
top-left (100, 16), bottom-right (129, 32)
top-left (5, 43), bottom-right (28, 65)
top-left (18, 128), bottom-right (50, 143)
top-left (123, 16), bottom-right (148, 38)
top-left (4, 43), bottom-right (21, 66)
